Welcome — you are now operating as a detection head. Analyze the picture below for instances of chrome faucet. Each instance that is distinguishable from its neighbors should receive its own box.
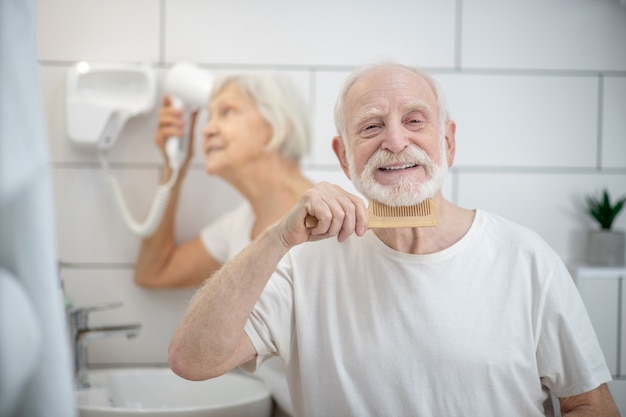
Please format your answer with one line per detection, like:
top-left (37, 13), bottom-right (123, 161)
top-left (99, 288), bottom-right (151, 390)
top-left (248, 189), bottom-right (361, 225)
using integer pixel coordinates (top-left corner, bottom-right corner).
top-left (67, 302), bottom-right (141, 389)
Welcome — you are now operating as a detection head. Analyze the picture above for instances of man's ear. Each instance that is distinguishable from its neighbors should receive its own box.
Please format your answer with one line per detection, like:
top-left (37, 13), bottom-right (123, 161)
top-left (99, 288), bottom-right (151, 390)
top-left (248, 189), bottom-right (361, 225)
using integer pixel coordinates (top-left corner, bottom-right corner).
top-left (444, 121), bottom-right (456, 167)
top-left (332, 136), bottom-right (351, 179)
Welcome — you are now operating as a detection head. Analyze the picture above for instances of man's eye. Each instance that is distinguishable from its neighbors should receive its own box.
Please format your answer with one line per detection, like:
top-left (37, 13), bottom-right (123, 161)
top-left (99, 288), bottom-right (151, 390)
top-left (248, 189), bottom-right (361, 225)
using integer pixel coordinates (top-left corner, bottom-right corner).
top-left (405, 111), bottom-right (427, 126)
top-left (359, 124), bottom-right (382, 137)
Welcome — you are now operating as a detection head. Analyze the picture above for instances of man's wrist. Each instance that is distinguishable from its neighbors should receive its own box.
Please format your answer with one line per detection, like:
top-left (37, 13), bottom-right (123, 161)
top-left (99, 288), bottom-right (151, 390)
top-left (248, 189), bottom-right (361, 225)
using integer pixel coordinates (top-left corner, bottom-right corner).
top-left (264, 222), bottom-right (293, 255)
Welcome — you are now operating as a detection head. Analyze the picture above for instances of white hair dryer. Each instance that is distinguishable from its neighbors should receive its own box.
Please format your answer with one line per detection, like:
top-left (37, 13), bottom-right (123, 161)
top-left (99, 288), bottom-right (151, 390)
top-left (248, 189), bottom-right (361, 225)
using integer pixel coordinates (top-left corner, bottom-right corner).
top-left (162, 62), bottom-right (214, 170)
top-left (101, 62), bottom-right (213, 237)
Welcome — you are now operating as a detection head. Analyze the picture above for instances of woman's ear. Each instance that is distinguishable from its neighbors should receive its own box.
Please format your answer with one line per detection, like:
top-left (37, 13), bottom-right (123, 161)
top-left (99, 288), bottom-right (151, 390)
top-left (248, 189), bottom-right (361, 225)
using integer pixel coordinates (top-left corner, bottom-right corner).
top-left (332, 136), bottom-right (351, 179)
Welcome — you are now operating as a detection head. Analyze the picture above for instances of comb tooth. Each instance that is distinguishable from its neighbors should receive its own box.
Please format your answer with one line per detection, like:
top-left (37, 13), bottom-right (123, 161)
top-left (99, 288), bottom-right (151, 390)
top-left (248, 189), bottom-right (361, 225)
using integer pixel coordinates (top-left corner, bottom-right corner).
top-left (372, 199), bottom-right (432, 217)
top-left (367, 198), bottom-right (438, 228)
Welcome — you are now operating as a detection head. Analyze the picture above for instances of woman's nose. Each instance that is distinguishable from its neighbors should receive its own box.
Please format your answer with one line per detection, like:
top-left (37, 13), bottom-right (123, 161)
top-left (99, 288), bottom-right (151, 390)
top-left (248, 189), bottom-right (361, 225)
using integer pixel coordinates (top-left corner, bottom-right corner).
top-left (202, 119), bottom-right (217, 138)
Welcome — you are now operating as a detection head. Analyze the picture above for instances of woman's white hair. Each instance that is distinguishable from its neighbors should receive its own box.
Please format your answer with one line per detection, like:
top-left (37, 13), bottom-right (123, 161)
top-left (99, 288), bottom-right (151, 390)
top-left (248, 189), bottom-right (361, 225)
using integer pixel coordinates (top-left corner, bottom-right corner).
top-left (209, 73), bottom-right (311, 161)
top-left (333, 62), bottom-right (451, 141)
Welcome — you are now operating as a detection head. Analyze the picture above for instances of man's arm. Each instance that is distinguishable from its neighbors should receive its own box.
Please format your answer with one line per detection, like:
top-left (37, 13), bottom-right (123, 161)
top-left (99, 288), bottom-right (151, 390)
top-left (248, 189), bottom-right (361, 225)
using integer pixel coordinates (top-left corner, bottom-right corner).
top-left (168, 224), bottom-right (291, 380)
top-left (560, 383), bottom-right (620, 416)
top-left (168, 182), bottom-right (368, 381)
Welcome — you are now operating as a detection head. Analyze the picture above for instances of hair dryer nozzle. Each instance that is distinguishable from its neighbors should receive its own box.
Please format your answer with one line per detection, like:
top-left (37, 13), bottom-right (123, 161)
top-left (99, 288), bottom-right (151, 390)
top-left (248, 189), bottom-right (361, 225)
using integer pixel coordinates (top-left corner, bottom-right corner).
top-left (164, 62), bottom-right (214, 110)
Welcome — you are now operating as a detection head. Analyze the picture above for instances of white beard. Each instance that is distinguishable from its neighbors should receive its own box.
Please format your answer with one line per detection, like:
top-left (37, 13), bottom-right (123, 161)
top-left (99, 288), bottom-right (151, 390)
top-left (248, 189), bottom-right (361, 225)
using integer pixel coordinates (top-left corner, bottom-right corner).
top-left (349, 138), bottom-right (448, 207)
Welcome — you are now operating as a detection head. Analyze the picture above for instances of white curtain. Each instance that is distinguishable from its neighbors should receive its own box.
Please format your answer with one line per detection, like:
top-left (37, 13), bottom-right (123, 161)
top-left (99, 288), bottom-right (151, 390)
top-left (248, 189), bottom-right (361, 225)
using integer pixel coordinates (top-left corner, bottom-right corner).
top-left (0, 0), bottom-right (76, 415)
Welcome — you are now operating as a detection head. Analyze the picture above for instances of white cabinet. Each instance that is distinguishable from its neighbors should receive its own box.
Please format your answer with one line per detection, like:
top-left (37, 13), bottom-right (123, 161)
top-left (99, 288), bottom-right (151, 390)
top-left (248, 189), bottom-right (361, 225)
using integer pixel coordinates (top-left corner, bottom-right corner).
top-left (568, 264), bottom-right (626, 413)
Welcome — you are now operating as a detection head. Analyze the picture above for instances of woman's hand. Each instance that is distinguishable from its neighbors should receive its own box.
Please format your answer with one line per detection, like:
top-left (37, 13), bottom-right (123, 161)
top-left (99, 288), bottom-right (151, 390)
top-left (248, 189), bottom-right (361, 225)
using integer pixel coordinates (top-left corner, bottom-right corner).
top-left (154, 96), bottom-right (198, 170)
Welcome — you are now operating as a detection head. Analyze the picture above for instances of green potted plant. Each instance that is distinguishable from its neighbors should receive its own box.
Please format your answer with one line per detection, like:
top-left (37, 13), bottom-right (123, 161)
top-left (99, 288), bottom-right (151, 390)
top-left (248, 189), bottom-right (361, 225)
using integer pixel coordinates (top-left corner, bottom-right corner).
top-left (585, 188), bottom-right (626, 266)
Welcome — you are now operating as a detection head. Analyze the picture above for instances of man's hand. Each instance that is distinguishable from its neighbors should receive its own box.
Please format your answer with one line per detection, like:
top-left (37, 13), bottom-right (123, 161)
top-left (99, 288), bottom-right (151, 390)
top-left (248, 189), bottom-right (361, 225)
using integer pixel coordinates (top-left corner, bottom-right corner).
top-left (277, 181), bottom-right (369, 249)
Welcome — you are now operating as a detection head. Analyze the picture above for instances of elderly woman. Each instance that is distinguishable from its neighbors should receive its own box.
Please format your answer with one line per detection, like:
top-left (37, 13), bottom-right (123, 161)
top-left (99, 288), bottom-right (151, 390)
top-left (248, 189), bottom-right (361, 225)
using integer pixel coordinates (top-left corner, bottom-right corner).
top-left (134, 72), bottom-right (313, 416)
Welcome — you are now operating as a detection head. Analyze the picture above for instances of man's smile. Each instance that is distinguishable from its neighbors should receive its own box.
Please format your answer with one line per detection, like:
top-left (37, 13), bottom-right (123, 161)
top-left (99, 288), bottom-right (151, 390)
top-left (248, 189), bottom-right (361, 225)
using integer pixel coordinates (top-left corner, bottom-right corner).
top-left (378, 163), bottom-right (419, 172)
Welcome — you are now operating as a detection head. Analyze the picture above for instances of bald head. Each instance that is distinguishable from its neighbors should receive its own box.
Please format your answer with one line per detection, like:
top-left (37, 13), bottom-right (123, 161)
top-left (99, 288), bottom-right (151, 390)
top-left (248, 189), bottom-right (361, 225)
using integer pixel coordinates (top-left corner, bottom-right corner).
top-left (333, 62), bottom-right (450, 141)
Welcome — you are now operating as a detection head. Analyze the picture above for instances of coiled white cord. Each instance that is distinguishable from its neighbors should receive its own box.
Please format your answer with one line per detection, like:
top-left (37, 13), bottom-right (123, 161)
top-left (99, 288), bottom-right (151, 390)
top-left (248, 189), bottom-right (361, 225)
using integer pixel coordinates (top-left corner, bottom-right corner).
top-left (98, 152), bottom-right (179, 237)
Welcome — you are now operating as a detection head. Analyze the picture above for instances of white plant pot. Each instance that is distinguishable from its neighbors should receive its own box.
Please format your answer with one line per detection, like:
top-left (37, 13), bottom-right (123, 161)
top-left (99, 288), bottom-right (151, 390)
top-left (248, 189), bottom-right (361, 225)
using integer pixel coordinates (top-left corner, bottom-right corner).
top-left (587, 230), bottom-right (626, 266)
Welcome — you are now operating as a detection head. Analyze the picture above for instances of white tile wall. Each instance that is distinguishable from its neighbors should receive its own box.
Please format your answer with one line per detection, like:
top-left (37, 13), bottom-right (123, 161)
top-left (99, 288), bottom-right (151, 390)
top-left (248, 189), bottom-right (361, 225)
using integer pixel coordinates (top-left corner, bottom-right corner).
top-left (37, 4), bottom-right (626, 407)
top-left (438, 74), bottom-right (599, 168)
top-left (603, 77), bottom-right (626, 169)
top-left (164, 0), bottom-right (456, 67)
top-left (462, 0), bottom-right (626, 71)
top-left (53, 167), bottom-right (156, 263)
top-left (312, 71), bottom-right (351, 164)
top-left (457, 172), bottom-right (626, 260)
top-left (37, 0), bottom-right (160, 62)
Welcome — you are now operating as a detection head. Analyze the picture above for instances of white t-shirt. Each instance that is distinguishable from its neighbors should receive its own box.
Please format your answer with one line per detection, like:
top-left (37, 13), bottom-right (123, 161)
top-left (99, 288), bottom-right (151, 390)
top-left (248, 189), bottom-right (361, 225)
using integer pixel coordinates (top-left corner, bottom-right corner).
top-left (244, 210), bottom-right (612, 417)
top-left (200, 202), bottom-right (293, 416)
top-left (200, 202), bottom-right (255, 264)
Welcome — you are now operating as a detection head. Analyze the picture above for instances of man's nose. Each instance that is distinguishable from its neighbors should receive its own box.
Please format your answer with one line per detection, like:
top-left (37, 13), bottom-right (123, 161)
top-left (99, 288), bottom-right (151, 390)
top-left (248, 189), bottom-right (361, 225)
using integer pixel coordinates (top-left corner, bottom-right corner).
top-left (381, 122), bottom-right (410, 153)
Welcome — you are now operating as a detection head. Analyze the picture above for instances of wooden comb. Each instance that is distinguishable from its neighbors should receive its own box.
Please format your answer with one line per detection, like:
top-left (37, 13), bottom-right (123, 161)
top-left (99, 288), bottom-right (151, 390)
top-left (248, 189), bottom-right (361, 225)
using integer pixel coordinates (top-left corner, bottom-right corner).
top-left (304, 198), bottom-right (438, 229)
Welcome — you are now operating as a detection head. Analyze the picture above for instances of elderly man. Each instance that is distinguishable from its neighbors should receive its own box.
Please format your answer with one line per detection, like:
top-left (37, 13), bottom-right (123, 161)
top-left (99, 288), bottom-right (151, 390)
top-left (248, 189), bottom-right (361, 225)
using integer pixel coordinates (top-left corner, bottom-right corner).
top-left (169, 62), bottom-right (619, 416)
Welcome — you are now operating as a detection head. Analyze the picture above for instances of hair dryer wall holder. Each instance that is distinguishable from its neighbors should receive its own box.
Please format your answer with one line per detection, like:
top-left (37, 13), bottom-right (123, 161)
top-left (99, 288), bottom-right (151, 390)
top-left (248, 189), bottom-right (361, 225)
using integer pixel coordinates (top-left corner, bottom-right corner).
top-left (67, 62), bottom-right (213, 237)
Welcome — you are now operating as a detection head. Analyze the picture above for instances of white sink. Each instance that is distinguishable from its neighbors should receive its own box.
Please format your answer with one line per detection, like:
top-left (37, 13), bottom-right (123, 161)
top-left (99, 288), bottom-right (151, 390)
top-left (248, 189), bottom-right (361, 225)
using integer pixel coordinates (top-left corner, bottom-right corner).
top-left (75, 367), bottom-right (272, 417)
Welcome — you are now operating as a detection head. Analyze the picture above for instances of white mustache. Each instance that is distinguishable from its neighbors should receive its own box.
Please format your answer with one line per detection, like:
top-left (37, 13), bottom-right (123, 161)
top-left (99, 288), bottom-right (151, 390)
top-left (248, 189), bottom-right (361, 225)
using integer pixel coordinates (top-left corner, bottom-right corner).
top-left (365, 146), bottom-right (433, 174)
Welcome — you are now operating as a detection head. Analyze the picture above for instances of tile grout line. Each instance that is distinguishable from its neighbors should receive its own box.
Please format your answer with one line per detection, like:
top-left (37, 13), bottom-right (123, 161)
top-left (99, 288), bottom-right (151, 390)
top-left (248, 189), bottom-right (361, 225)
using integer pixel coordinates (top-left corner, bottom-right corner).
top-left (596, 75), bottom-right (604, 171)
top-left (454, 0), bottom-right (463, 70)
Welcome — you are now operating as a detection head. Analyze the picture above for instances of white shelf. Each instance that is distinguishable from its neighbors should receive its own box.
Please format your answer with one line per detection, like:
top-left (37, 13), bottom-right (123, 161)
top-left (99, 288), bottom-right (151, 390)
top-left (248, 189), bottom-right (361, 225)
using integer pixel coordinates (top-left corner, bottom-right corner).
top-left (568, 263), bottom-right (625, 379)
top-left (568, 263), bottom-right (626, 281)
